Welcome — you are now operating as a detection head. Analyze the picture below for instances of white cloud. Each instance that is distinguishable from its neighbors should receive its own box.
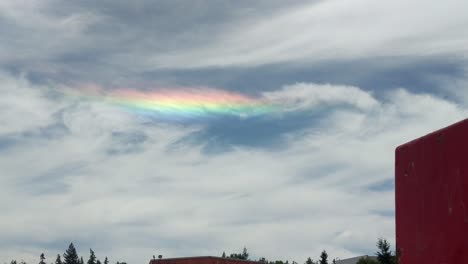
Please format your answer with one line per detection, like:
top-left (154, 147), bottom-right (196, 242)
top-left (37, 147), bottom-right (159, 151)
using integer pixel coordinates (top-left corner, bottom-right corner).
top-left (262, 83), bottom-right (379, 111)
top-left (0, 73), bottom-right (63, 134)
top-left (149, 0), bottom-right (468, 68)
top-left (0, 72), bottom-right (467, 264)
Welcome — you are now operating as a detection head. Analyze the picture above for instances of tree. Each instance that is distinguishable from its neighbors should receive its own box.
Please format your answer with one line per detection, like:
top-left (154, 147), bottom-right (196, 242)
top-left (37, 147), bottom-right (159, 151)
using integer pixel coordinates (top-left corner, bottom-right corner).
top-left (376, 238), bottom-right (395, 264)
top-left (356, 257), bottom-right (379, 264)
top-left (319, 251), bottom-right (328, 264)
top-left (229, 247), bottom-right (249, 260)
top-left (63, 243), bottom-right (80, 264)
top-left (241, 247), bottom-right (249, 260)
top-left (80, 258), bottom-right (84, 264)
top-left (103, 258), bottom-right (108, 264)
top-left (56, 255), bottom-right (63, 264)
top-left (39, 254), bottom-right (46, 264)
top-left (96, 260), bottom-right (101, 264)
top-left (87, 249), bottom-right (96, 264)
top-left (305, 257), bottom-right (313, 264)
top-left (222, 252), bottom-right (226, 258)
top-left (11, 260), bottom-right (17, 264)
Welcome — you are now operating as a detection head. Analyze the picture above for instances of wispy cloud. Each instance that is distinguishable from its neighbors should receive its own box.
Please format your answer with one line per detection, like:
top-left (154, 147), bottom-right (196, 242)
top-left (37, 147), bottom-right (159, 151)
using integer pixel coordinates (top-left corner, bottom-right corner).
top-left (1, 70), bottom-right (467, 263)
top-left (1, 0), bottom-right (467, 263)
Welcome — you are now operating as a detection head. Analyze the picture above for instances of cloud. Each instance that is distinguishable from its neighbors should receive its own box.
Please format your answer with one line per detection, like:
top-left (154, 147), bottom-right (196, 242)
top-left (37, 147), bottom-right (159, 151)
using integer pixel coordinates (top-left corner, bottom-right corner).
top-left (1, 71), bottom-right (467, 263)
top-left (1, 0), bottom-right (467, 88)
top-left (262, 83), bottom-right (379, 111)
top-left (149, 0), bottom-right (468, 68)
top-left (1, 1), bottom-right (467, 263)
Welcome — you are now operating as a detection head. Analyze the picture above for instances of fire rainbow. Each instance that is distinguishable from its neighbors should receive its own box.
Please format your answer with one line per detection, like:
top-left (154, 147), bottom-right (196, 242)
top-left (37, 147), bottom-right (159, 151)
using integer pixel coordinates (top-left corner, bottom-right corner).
top-left (62, 85), bottom-right (279, 121)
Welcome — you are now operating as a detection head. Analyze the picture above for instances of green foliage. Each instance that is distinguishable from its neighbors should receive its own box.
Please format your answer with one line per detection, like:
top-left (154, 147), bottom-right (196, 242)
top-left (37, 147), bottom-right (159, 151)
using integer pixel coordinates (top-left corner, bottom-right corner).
top-left (376, 238), bottom-right (395, 264)
top-left (356, 257), bottom-right (379, 264)
top-left (39, 254), bottom-right (46, 264)
top-left (229, 247), bottom-right (249, 260)
top-left (63, 243), bottom-right (80, 264)
top-left (319, 251), bottom-right (328, 264)
top-left (103, 258), bottom-right (108, 264)
top-left (87, 249), bottom-right (96, 264)
top-left (56, 255), bottom-right (63, 264)
top-left (222, 252), bottom-right (226, 258)
top-left (242, 247), bottom-right (249, 260)
top-left (305, 257), bottom-right (313, 264)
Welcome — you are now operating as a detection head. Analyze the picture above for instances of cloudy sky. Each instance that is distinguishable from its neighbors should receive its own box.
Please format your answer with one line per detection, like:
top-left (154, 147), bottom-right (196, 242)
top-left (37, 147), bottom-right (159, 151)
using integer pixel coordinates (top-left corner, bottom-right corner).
top-left (1, 0), bottom-right (468, 263)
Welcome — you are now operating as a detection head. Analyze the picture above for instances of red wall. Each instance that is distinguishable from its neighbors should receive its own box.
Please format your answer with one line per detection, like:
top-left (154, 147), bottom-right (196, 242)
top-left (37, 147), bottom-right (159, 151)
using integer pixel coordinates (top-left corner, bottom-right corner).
top-left (395, 119), bottom-right (468, 263)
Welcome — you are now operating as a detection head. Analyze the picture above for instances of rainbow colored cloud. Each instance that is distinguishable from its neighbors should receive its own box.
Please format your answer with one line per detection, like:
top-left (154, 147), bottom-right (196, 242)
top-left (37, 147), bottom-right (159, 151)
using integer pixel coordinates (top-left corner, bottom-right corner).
top-left (60, 85), bottom-right (279, 121)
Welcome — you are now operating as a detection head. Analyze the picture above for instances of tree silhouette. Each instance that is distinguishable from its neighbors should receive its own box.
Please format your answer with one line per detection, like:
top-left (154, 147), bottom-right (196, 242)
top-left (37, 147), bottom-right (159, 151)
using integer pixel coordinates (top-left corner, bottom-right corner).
top-left (56, 255), bottom-right (63, 264)
top-left (242, 247), bottom-right (249, 260)
top-left (376, 239), bottom-right (395, 264)
top-left (319, 251), bottom-right (328, 264)
top-left (356, 257), bottom-right (378, 264)
top-left (39, 254), bottom-right (46, 264)
top-left (63, 243), bottom-right (80, 264)
top-left (87, 249), bottom-right (96, 264)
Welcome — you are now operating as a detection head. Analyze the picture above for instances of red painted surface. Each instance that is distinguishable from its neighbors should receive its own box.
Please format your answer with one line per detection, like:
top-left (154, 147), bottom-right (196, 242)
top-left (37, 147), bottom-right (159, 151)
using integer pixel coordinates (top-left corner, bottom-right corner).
top-left (150, 257), bottom-right (259, 264)
top-left (395, 119), bottom-right (468, 263)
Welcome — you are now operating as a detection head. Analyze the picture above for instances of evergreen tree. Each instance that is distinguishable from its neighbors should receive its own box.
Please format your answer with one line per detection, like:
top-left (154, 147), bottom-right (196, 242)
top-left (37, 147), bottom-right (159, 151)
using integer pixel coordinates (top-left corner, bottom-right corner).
top-left (96, 260), bottom-right (101, 264)
top-left (39, 254), bottom-right (46, 264)
top-left (80, 258), bottom-right (84, 264)
top-left (63, 243), bottom-right (80, 264)
top-left (11, 260), bottom-right (17, 264)
top-left (222, 252), bottom-right (226, 258)
top-left (376, 238), bottom-right (395, 264)
top-left (103, 258), bottom-right (108, 264)
top-left (305, 257), bottom-right (313, 264)
top-left (356, 257), bottom-right (378, 264)
top-left (241, 247), bottom-right (249, 260)
top-left (87, 249), bottom-right (96, 264)
top-left (319, 250), bottom-right (328, 264)
top-left (56, 255), bottom-right (63, 264)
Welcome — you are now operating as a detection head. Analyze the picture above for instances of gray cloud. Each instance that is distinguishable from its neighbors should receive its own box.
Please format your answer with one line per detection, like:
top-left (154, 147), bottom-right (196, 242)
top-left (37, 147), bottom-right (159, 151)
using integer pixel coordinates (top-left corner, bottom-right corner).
top-left (1, 1), bottom-right (468, 263)
top-left (1, 71), bottom-right (467, 263)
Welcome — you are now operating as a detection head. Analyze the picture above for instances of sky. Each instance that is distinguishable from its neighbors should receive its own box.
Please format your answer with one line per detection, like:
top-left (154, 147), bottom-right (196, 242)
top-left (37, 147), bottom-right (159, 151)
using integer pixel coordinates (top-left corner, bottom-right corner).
top-left (1, 0), bottom-right (468, 263)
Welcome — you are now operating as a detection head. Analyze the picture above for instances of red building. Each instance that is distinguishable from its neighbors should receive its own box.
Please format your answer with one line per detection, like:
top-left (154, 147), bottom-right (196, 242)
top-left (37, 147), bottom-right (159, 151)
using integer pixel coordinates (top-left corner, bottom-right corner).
top-left (395, 119), bottom-right (468, 263)
top-left (150, 257), bottom-right (259, 264)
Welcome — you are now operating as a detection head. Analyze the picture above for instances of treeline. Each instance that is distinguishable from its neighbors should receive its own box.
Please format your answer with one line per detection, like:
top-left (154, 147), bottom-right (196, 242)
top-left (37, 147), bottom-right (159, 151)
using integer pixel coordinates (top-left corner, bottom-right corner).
top-left (6, 238), bottom-right (397, 264)
top-left (222, 238), bottom-right (397, 264)
top-left (7, 243), bottom-right (125, 264)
